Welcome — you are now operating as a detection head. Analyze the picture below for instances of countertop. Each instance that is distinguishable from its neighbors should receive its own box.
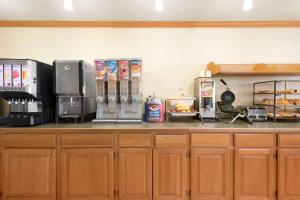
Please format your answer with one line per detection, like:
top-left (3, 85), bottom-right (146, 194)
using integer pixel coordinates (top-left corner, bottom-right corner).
top-left (1, 120), bottom-right (300, 133)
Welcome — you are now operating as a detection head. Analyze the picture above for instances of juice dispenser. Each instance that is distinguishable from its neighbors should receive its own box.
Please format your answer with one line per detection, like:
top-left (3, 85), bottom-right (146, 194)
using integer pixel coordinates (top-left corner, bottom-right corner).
top-left (118, 59), bottom-right (142, 123)
top-left (0, 59), bottom-right (54, 126)
top-left (93, 59), bottom-right (119, 122)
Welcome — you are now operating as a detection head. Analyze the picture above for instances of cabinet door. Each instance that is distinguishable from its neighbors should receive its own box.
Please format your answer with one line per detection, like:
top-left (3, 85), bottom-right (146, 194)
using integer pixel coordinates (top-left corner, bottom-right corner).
top-left (191, 148), bottom-right (231, 200)
top-left (153, 148), bottom-right (187, 200)
top-left (2, 148), bottom-right (56, 200)
top-left (234, 149), bottom-right (275, 200)
top-left (119, 148), bottom-right (152, 200)
top-left (279, 149), bottom-right (300, 200)
top-left (61, 148), bottom-right (114, 200)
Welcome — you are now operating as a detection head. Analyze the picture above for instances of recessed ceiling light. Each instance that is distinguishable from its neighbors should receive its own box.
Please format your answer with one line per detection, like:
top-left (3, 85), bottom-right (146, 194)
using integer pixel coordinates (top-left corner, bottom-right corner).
top-left (155, 0), bottom-right (164, 12)
top-left (243, 0), bottom-right (253, 11)
top-left (64, 0), bottom-right (74, 11)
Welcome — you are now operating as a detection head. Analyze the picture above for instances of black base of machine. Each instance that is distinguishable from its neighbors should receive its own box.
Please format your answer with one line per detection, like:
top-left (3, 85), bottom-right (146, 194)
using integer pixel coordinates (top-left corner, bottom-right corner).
top-left (0, 112), bottom-right (44, 126)
top-left (55, 113), bottom-right (96, 124)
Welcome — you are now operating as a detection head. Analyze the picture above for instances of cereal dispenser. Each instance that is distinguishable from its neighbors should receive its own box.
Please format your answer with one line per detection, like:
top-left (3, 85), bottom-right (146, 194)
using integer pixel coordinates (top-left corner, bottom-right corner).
top-left (93, 59), bottom-right (119, 122)
top-left (93, 58), bottom-right (142, 123)
top-left (119, 59), bottom-right (143, 122)
top-left (118, 59), bottom-right (130, 120)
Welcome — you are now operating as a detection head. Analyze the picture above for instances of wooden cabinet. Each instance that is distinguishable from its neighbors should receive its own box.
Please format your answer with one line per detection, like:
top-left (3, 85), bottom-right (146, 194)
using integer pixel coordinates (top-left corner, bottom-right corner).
top-left (278, 134), bottom-right (300, 200)
top-left (234, 134), bottom-right (275, 200)
top-left (1, 129), bottom-right (300, 200)
top-left (119, 148), bottom-right (152, 200)
top-left (61, 148), bottom-right (114, 200)
top-left (2, 148), bottom-right (56, 200)
top-left (153, 148), bottom-right (187, 200)
top-left (191, 134), bottom-right (232, 200)
top-left (278, 149), bottom-right (300, 200)
top-left (1, 133), bottom-right (56, 200)
top-left (235, 148), bottom-right (275, 200)
top-left (153, 134), bottom-right (188, 200)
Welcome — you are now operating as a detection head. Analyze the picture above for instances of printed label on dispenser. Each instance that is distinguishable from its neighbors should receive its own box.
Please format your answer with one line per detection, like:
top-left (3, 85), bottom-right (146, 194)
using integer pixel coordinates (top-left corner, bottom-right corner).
top-left (0, 65), bottom-right (3, 87)
top-left (4, 65), bottom-right (12, 87)
top-left (22, 65), bottom-right (31, 88)
top-left (118, 60), bottom-right (129, 80)
top-left (131, 60), bottom-right (142, 78)
top-left (95, 60), bottom-right (106, 80)
top-left (106, 60), bottom-right (118, 81)
top-left (12, 65), bottom-right (21, 87)
top-left (201, 82), bottom-right (213, 97)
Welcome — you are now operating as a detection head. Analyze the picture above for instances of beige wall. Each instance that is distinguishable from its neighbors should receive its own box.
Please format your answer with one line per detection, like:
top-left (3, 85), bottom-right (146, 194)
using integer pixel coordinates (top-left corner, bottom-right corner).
top-left (1, 27), bottom-right (300, 105)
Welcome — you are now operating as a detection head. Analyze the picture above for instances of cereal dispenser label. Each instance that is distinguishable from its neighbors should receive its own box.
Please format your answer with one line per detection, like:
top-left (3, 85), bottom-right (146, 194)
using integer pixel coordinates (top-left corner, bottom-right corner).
top-left (0, 65), bottom-right (3, 87)
top-left (131, 60), bottom-right (142, 78)
top-left (106, 60), bottom-right (118, 81)
top-left (22, 65), bottom-right (31, 88)
top-left (12, 65), bottom-right (21, 87)
top-left (4, 65), bottom-right (12, 87)
top-left (95, 60), bottom-right (106, 80)
top-left (118, 60), bottom-right (129, 80)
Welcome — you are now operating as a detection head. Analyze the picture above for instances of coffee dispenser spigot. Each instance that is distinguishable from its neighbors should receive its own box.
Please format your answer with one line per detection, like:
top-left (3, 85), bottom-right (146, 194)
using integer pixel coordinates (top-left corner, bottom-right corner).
top-left (14, 99), bottom-right (20, 105)
top-left (21, 99), bottom-right (26, 105)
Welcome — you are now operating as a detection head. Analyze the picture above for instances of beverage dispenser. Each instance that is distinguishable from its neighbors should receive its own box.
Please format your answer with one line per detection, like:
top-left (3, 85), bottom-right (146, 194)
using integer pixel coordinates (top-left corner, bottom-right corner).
top-left (93, 59), bottom-right (119, 122)
top-left (54, 60), bottom-right (96, 123)
top-left (0, 59), bottom-right (54, 126)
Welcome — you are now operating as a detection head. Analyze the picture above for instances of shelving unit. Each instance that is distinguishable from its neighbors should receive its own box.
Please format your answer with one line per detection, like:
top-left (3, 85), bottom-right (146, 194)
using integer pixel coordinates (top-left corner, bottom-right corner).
top-left (207, 62), bottom-right (300, 76)
top-left (253, 80), bottom-right (300, 121)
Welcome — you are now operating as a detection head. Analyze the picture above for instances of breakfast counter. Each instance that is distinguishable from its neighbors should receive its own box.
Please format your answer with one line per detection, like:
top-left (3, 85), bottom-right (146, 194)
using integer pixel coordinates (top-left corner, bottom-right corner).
top-left (1, 121), bottom-right (300, 132)
top-left (0, 121), bottom-right (300, 200)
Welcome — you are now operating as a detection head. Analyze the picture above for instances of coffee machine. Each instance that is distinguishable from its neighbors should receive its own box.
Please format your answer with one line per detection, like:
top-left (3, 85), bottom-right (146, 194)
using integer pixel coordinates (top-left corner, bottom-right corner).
top-left (194, 77), bottom-right (216, 119)
top-left (54, 60), bottom-right (96, 122)
top-left (93, 59), bottom-right (142, 123)
top-left (0, 59), bottom-right (54, 126)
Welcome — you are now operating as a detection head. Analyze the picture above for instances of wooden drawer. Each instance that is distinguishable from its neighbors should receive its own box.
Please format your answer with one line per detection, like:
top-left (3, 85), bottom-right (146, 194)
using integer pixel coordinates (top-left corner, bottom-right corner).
top-left (191, 134), bottom-right (231, 147)
top-left (279, 134), bottom-right (300, 147)
top-left (235, 134), bottom-right (275, 148)
top-left (3, 133), bottom-right (56, 148)
top-left (155, 135), bottom-right (187, 148)
top-left (119, 134), bottom-right (152, 147)
top-left (61, 134), bottom-right (114, 147)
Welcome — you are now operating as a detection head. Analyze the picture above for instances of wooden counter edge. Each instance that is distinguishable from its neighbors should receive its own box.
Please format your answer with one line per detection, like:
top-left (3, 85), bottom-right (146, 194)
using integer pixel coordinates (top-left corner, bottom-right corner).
top-left (0, 127), bottom-right (299, 133)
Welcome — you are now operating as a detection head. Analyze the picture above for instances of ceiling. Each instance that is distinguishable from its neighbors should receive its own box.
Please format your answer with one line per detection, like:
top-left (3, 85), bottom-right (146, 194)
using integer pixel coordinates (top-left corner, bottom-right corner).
top-left (0, 0), bottom-right (299, 21)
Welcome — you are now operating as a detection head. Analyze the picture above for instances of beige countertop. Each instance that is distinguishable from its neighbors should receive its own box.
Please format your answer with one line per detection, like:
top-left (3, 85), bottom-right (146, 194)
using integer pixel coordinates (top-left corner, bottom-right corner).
top-left (0, 120), bottom-right (300, 133)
